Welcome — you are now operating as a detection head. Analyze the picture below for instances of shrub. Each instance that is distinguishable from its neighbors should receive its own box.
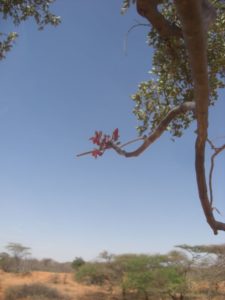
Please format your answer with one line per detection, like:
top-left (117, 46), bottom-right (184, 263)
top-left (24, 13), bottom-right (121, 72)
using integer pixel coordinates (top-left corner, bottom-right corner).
top-left (75, 263), bottom-right (111, 285)
top-left (71, 257), bottom-right (85, 270)
top-left (4, 283), bottom-right (70, 300)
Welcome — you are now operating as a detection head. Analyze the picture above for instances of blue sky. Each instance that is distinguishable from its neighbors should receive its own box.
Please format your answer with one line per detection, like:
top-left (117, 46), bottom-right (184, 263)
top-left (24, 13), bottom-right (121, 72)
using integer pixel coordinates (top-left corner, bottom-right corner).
top-left (0, 1), bottom-right (225, 262)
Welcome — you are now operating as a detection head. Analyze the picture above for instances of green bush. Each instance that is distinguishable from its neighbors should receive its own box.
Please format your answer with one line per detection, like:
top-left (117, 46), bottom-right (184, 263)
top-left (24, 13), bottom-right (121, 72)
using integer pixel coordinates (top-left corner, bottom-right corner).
top-left (4, 283), bottom-right (70, 300)
top-left (75, 263), bottom-right (111, 285)
top-left (71, 257), bottom-right (85, 270)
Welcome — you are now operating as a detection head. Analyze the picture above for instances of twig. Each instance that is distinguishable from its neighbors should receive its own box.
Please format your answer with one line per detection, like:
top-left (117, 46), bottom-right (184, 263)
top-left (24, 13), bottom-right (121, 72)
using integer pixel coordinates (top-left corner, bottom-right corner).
top-left (124, 21), bottom-right (150, 55)
top-left (207, 139), bottom-right (225, 208)
top-left (77, 150), bottom-right (93, 158)
top-left (120, 136), bottom-right (145, 148)
top-left (77, 137), bottom-right (145, 158)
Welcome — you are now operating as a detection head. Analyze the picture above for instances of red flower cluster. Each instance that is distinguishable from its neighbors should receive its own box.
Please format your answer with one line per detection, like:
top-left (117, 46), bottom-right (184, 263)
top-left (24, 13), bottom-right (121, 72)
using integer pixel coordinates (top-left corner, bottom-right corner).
top-left (90, 128), bottom-right (120, 158)
top-left (112, 128), bottom-right (119, 141)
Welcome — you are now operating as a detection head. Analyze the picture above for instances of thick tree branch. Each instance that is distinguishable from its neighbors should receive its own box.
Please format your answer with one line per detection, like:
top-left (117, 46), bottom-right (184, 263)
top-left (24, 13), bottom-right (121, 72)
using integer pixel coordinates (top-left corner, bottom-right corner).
top-left (174, 0), bottom-right (224, 234)
top-left (110, 102), bottom-right (195, 157)
top-left (136, 0), bottom-right (182, 38)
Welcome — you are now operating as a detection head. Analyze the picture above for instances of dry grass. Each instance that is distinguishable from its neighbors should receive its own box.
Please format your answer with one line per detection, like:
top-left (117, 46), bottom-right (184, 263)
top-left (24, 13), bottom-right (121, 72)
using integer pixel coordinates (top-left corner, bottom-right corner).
top-left (1, 270), bottom-right (225, 300)
top-left (0, 271), bottom-right (111, 300)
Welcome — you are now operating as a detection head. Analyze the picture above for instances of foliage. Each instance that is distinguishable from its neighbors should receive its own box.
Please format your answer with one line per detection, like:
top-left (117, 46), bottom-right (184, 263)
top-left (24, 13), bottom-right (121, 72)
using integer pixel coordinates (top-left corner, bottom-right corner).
top-left (75, 262), bottom-right (113, 285)
top-left (4, 283), bottom-right (70, 300)
top-left (122, 270), bottom-right (153, 296)
top-left (155, 267), bottom-right (187, 296)
top-left (74, 252), bottom-right (189, 299)
top-left (1, 243), bottom-right (31, 273)
top-left (6, 243), bottom-right (31, 259)
top-left (121, 0), bottom-right (136, 15)
top-left (114, 253), bottom-right (166, 273)
top-left (71, 257), bottom-right (85, 270)
top-left (98, 250), bottom-right (114, 263)
top-left (116, 253), bottom-right (187, 299)
top-left (0, 0), bottom-right (60, 59)
top-left (132, 0), bottom-right (225, 137)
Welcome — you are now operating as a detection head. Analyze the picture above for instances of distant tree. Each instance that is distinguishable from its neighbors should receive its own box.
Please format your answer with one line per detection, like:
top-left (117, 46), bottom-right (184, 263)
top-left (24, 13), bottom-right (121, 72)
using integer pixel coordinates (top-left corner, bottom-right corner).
top-left (5, 242), bottom-right (31, 273)
top-left (178, 244), bottom-right (225, 299)
top-left (0, 252), bottom-right (12, 272)
top-left (98, 250), bottom-right (114, 263)
top-left (0, 0), bottom-right (60, 60)
top-left (79, 0), bottom-right (225, 234)
top-left (75, 262), bottom-right (113, 285)
top-left (71, 257), bottom-right (85, 271)
top-left (41, 258), bottom-right (54, 270)
top-left (6, 242), bottom-right (31, 259)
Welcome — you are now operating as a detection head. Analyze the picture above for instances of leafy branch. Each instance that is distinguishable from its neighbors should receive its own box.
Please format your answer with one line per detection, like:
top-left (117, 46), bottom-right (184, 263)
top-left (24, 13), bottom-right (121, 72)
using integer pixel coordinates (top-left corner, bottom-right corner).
top-left (79, 0), bottom-right (225, 234)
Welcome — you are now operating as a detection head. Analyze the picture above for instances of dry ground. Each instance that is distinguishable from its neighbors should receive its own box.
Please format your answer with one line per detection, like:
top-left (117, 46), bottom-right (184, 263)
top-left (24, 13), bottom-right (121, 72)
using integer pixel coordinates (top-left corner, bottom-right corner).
top-left (0, 270), bottom-right (114, 300)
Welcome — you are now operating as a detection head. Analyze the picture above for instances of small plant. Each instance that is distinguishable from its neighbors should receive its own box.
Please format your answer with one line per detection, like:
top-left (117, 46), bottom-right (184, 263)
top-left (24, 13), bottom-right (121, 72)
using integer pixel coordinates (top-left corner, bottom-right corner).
top-left (4, 283), bottom-right (70, 300)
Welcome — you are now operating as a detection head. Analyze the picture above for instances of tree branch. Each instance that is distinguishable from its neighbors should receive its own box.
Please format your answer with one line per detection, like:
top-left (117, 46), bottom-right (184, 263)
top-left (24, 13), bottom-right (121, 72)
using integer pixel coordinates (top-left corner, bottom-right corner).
top-left (110, 102), bottom-right (195, 157)
top-left (174, 0), bottom-right (224, 234)
top-left (124, 21), bottom-right (150, 55)
top-left (136, 0), bottom-right (182, 38)
top-left (207, 139), bottom-right (225, 208)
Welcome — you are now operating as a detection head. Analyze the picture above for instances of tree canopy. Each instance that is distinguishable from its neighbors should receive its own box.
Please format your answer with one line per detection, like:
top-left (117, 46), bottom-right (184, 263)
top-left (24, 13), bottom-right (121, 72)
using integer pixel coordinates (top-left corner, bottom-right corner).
top-left (0, 0), bottom-right (60, 60)
top-left (79, 0), bottom-right (225, 235)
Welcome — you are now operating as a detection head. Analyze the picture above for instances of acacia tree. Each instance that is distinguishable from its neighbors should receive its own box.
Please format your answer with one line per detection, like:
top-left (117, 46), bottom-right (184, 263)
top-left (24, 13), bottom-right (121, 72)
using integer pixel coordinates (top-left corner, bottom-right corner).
top-left (79, 0), bottom-right (225, 234)
top-left (0, 0), bottom-right (60, 60)
top-left (5, 242), bottom-right (31, 273)
top-left (177, 244), bottom-right (225, 299)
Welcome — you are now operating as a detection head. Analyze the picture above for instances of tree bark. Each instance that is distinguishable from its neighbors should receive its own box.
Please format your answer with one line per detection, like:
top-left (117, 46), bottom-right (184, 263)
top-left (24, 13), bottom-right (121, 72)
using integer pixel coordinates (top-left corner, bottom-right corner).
top-left (136, 0), bottom-right (182, 38)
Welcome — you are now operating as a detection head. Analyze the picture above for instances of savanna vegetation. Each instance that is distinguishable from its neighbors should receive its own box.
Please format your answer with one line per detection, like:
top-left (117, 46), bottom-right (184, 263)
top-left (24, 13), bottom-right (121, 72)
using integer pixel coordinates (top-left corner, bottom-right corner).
top-left (1, 243), bottom-right (225, 300)
top-left (0, 243), bottom-right (72, 274)
top-left (74, 246), bottom-right (225, 300)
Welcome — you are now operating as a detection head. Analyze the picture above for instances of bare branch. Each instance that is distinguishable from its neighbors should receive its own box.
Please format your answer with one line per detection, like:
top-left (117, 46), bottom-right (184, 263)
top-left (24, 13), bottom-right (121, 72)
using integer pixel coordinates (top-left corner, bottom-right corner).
top-left (77, 150), bottom-right (94, 158)
top-left (124, 22), bottom-right (150, 55)
top-left (207, 139), bottom-right (225, 207)
top-left (110, 102), bottom-right (195, 157)
top-left (120, 136), bottom-right (145, 148)
top-left (136, 0), bottom-right (182, 38)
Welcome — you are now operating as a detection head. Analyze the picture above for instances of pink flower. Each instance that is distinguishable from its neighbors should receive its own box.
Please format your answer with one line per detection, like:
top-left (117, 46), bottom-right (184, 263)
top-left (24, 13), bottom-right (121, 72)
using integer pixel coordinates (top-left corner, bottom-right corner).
top-left (112, 128), bottom-right (119, 141)
top-left (90, 131), bottom-right (102, 145)
top-left (91, 149), bottom-right (102, 158)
